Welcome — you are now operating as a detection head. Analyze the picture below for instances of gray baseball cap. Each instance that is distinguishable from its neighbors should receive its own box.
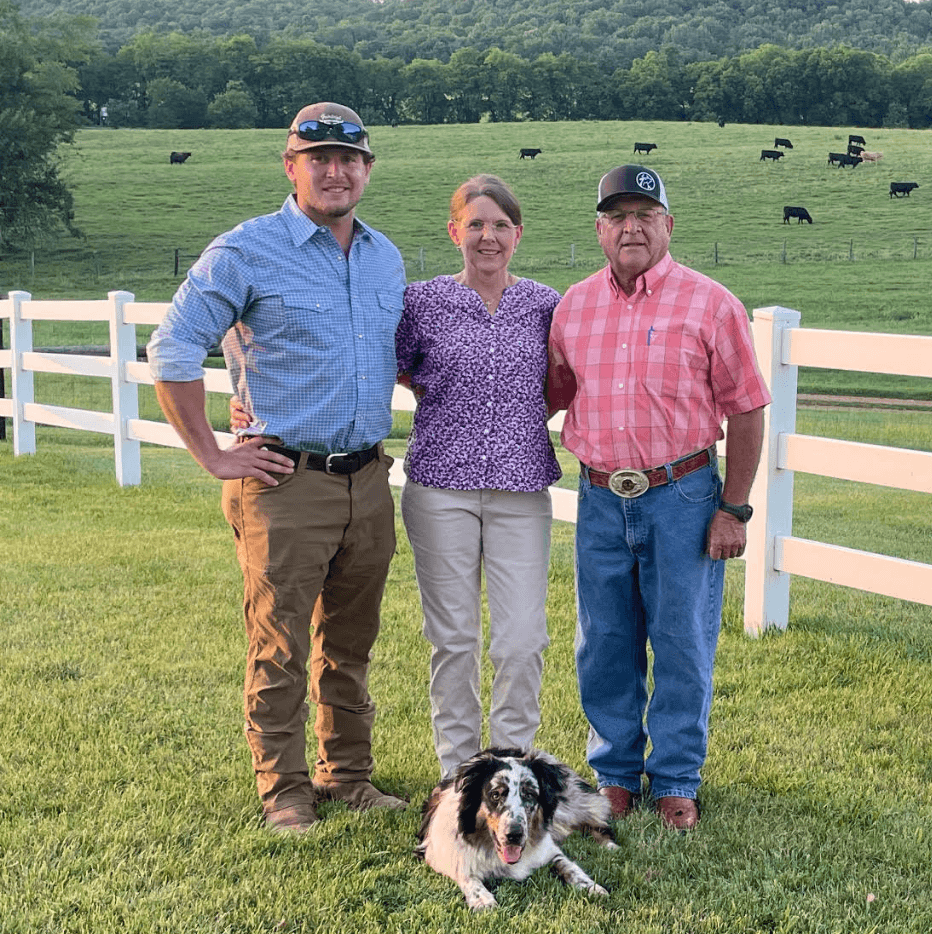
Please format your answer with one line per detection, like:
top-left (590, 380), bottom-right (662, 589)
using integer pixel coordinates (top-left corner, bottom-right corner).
top-left (597, 165), bottom-right (669, 212)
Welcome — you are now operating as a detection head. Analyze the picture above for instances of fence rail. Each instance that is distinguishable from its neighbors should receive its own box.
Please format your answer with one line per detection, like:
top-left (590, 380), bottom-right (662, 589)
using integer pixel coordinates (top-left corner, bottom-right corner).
top-left (2, 291), bottom-right (931, 634)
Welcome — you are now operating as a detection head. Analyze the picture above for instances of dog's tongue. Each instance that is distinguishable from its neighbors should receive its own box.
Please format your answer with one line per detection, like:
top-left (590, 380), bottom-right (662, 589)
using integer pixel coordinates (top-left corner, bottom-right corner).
top-left (502, 844), bottom-right (523, 864)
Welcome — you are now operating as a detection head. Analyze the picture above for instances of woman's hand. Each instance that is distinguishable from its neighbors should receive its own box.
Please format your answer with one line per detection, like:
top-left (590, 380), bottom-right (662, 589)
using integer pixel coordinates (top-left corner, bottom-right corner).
top-left (229, 394), bottom-right (252, 431)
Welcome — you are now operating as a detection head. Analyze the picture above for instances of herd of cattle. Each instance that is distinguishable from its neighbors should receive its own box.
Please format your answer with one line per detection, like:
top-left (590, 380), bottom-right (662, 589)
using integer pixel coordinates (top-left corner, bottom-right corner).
top-left (172, 132), bottom-right (920, 225)
top-left (755, 132), bottom-right (921, 222)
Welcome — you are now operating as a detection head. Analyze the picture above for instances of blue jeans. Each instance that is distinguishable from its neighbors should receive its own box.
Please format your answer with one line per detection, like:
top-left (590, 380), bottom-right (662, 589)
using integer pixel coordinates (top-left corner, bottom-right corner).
top-left (574, 458), bottom-right (724, 800)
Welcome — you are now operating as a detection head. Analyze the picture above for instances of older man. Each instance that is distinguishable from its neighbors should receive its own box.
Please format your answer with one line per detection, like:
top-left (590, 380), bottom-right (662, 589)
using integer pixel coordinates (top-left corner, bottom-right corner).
top-left (548, 165), bottom-right (771, 830)
top-left (147, 102), bottom-right (407, 833)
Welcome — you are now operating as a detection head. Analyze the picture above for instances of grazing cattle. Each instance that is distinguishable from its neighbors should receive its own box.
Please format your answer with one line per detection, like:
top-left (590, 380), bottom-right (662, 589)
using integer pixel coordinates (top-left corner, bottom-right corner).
top-left (837, 153), bottom-right (862, 168)
top-left (847, 144), bottom-right (864, 156)
top-left (774, 137), bottom-right (793, 149)
top-left (170, 151), bottom-right (192, 164)
top-left (633, 142), bottom-right (657, 154)
top-left (890, 182), bottom-right (919, 198)
top-left (828, 152), bottom-right (847, 166)
top-left (860, 151), bottom-right (883, 162)
top-left (849, 134), bottom-right (866, 146)
top-left (519, 148), bottom-right (542, 159)
top-left (760, 149), bottom-right (784, 161)
top-left (783, 206), bottom-right (813, 224)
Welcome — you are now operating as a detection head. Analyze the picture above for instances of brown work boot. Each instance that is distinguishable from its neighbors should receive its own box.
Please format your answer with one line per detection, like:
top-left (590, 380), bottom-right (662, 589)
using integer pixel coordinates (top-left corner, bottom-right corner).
top-left (656, 796), bottom-right (700, 831)
top-left (313, 779), bottom-right (407, 811)
top-left (599, 785), bottom-right (641, 818)
top-left (264, 802), bottom-right (318, 835)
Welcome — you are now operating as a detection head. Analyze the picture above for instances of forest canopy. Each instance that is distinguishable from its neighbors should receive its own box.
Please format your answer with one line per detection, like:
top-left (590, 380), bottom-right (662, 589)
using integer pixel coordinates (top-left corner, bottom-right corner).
top-left (16, 0), bottom-right (932, 65)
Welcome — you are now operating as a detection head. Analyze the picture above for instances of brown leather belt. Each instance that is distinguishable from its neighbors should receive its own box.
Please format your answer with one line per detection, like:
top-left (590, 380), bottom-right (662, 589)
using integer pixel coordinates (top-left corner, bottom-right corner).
top-left (587, 447), bottom-right (713, 498)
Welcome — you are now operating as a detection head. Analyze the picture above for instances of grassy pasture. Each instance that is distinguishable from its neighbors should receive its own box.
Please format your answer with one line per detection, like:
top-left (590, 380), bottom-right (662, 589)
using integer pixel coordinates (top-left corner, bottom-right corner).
top-left (2, 422), bottom-right (932, 933)
top-left (3, 120), bottom-right (931, 398)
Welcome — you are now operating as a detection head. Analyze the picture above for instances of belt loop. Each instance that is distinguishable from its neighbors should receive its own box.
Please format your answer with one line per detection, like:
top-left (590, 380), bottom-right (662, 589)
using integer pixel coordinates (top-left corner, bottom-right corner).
top-left (298, 452), bottom-right (310, 470)
top-left (664, 463), bottom-right (674, 483)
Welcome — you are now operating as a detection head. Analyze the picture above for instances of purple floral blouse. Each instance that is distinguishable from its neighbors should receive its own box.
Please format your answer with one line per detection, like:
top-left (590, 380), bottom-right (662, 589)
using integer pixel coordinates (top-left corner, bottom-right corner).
top-left (396, 275), bottom-right (562, 492)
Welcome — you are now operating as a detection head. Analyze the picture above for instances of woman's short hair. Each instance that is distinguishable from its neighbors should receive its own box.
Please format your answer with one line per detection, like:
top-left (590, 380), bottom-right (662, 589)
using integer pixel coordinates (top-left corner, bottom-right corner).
top-left (450, 175), bottom-right (522, 226)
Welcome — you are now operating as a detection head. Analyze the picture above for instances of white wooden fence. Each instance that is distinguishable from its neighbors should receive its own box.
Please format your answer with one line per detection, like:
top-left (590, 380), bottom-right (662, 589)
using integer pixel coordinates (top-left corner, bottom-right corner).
top-left (2, 290), bottom-right (931, 634)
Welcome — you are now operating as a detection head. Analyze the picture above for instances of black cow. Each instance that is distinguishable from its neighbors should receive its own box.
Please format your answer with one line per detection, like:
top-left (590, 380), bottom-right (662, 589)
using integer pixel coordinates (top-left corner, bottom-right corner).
top-left (519, 148), bottom-right (542, 159)
top-left (760, 149), bottom-right (784, 161)
top-left (828, 152), bottom-right (846, 166)
top-left (634, 142), bottom-right (657, 154)
top-left (170, 151), bottom-right (192, 164)
top-left (774, 137), bottom-right (793, 149)
top-left (849, 134), bottom-right (866, 146)
top-left (718, 117), bottom-right (726, 128)
top-left (837, 153), bottom-right (862, 168)
top-left (890, 182), bottom-right (919, 198)
top-left (847, 143), bottom-right (864, 156)
top-left (783, 206), bottom-right (813, 224)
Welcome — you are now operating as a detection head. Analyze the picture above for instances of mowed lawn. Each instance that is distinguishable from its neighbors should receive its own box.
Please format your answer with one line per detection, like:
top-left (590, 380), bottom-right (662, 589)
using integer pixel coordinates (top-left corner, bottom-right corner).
top-left (2, 118), bottom-right (932, 932)
top-left (2, 406), bottom-right (932, 933)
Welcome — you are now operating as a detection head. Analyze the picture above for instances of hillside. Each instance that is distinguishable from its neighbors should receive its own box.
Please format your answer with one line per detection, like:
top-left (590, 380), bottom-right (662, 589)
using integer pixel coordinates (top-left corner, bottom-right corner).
top-left (17, 0), bottom-right (932, 63)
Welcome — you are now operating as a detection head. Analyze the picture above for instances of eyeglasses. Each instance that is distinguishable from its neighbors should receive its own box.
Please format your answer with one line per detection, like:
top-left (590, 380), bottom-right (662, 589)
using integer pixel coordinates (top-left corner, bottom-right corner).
top-left (464, 220), bottom-right (516, 233)
top-left (601, 209), bottom-right (667, 225)
top-left (291, 119), bottom-right (368, 145)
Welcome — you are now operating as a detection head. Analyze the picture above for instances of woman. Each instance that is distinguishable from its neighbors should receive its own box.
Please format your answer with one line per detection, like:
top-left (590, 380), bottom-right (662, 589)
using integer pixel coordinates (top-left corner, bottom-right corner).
top-left (398, 175), bottom-right (561, 778)
top-left (232, 175), bottom-right (560, 779)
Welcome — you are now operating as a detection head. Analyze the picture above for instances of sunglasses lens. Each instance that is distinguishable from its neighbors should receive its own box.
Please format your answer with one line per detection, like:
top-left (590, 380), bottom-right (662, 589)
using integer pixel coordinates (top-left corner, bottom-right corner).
top-left (295, 120), bottom-right (366, 143)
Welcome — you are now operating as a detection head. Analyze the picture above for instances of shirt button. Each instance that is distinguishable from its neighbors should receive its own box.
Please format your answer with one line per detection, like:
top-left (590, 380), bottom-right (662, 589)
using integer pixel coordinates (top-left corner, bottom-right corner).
top-left (618, 383), bottom-right (624, 389)
top-left (622, 343), bottom-right (628, 349)
top-left (484, 428), bottom-right (490, 434)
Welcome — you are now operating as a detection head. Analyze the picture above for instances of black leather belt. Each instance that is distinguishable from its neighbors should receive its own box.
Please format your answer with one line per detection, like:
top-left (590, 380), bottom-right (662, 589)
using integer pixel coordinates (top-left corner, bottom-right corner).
top-left (264, 443), bottom-right (379, 476)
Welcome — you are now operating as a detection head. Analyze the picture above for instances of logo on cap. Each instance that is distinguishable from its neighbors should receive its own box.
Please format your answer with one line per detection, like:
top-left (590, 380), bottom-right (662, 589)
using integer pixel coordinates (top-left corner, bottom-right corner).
top-left (637, 171), bottom-right (657, 192)
top-left (317, 112), bottom-right (346, 126)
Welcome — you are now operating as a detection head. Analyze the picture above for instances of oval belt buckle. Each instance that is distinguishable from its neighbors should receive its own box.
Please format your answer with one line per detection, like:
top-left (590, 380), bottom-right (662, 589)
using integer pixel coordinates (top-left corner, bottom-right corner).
top-left (608, 468), bottom-right (650, 498)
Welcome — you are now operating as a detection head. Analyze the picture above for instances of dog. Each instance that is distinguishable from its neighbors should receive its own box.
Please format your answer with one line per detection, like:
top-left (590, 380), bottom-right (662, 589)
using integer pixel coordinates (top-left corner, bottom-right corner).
top-left (415, 747), bottom-right (616, 910)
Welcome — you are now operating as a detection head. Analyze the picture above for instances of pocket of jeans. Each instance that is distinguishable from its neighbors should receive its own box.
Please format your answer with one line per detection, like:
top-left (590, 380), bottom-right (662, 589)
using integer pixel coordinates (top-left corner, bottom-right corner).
top-left (672, 466), bottom-right (718, 504)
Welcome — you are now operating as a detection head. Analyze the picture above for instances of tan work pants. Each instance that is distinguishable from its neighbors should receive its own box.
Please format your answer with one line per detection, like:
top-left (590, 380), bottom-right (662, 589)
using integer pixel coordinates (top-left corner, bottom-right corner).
top-left (221, 450), bottom-right (396, 813)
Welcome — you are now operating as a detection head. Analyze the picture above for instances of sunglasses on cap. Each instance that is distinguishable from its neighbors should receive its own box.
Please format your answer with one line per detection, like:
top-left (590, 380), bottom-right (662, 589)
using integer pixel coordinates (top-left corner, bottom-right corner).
top-left (291, 119), bottom-right (367, 144)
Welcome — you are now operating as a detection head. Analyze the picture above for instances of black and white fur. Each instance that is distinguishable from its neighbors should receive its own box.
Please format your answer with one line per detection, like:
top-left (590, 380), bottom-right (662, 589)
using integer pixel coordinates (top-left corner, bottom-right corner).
top-left (415, 747), bottom-right (616, 911)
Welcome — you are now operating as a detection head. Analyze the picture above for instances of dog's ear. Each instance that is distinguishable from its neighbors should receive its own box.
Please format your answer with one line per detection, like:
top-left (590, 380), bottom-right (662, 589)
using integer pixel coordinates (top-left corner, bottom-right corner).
top-left (456, 753), bottom-right (504, 835)
top-left (526, 754), bottom-right (568, 825)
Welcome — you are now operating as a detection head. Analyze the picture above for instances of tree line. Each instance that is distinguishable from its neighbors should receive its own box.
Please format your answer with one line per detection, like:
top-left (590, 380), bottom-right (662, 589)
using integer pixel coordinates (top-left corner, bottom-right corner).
top-left (79, 32), bottom-right (932, 131)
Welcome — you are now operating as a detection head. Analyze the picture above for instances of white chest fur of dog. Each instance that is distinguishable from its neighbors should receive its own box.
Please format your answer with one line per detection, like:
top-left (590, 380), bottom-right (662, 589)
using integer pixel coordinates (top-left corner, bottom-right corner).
top-left (415, 748), bottom-right (616, 911)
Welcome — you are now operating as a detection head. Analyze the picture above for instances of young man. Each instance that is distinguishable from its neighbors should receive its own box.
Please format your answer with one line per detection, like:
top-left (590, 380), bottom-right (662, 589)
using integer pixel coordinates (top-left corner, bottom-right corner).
top-left (548, 165), bottom-right (771, 830)
top-left (148, 102), bottom-right (407, 833)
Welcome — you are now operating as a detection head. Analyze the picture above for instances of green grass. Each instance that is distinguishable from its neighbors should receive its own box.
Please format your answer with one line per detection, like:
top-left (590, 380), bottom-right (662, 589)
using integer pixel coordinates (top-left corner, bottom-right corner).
top-left (2, 413), bottom-right (932, 932)
top-left (3, 120), bottom-right (932, 398)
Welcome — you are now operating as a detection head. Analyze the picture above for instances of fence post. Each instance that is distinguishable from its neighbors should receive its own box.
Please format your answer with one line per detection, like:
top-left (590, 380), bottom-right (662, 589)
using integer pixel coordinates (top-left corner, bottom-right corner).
top-left (744, 305), bottom-right (801, 636)
top-left (9, 291), bottom-right (36, 456)
top-left (109, 290), bottom-right (142, 486)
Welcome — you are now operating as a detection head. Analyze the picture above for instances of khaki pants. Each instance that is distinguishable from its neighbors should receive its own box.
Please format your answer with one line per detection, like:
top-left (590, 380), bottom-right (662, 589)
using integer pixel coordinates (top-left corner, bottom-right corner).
top-left (401, 481), bottom-right (552, 779)
top-left (221, 450), bottom-right (396, 813)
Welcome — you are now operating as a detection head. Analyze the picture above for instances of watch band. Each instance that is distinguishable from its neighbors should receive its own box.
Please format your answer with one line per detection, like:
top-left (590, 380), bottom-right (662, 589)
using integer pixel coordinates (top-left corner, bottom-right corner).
top-left (719, 501), bottom-right (753, 522)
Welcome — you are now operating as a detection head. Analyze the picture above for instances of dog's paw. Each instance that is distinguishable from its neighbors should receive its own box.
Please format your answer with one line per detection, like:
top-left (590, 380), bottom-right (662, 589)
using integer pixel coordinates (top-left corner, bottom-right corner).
top-left (586, 882), bottom-right (609, 897)
top-left (463, 881), bottom-right (498, 911)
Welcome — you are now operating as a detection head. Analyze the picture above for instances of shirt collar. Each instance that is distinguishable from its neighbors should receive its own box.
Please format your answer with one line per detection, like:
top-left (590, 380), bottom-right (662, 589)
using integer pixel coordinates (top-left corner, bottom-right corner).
top-left (606, 251), bottom-right (673, 299)
top-left (280, 194), bottom-right (373, 246)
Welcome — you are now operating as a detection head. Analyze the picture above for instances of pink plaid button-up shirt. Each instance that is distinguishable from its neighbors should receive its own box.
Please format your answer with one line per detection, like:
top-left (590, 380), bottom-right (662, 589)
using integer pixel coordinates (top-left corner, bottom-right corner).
top-left (548, 253), bottom-right (771, 472)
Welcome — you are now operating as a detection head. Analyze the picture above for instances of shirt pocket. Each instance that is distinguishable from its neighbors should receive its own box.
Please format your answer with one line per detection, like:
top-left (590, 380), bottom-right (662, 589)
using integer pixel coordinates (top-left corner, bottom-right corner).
top-left (634, 329), bottom-right (709, 397)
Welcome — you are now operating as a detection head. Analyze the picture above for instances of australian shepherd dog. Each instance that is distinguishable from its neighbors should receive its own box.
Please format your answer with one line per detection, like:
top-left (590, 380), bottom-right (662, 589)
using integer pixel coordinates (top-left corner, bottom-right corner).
top-left (415, 747), bottom-right (616, 910)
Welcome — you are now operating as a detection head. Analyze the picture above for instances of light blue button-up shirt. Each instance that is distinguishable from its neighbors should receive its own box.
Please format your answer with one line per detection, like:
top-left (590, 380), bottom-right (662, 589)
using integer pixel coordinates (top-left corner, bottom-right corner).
top-left (148, 195), bottom-right (406, 454)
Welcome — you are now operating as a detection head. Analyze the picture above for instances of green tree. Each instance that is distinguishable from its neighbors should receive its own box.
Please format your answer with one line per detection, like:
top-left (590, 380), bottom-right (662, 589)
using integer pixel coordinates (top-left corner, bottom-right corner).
top-left (146, 77), bottom-right (209, 128)
top-left (208, 80), bottom-right (258, 128)
top-left (0, 2), bottom-right (94, 251)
